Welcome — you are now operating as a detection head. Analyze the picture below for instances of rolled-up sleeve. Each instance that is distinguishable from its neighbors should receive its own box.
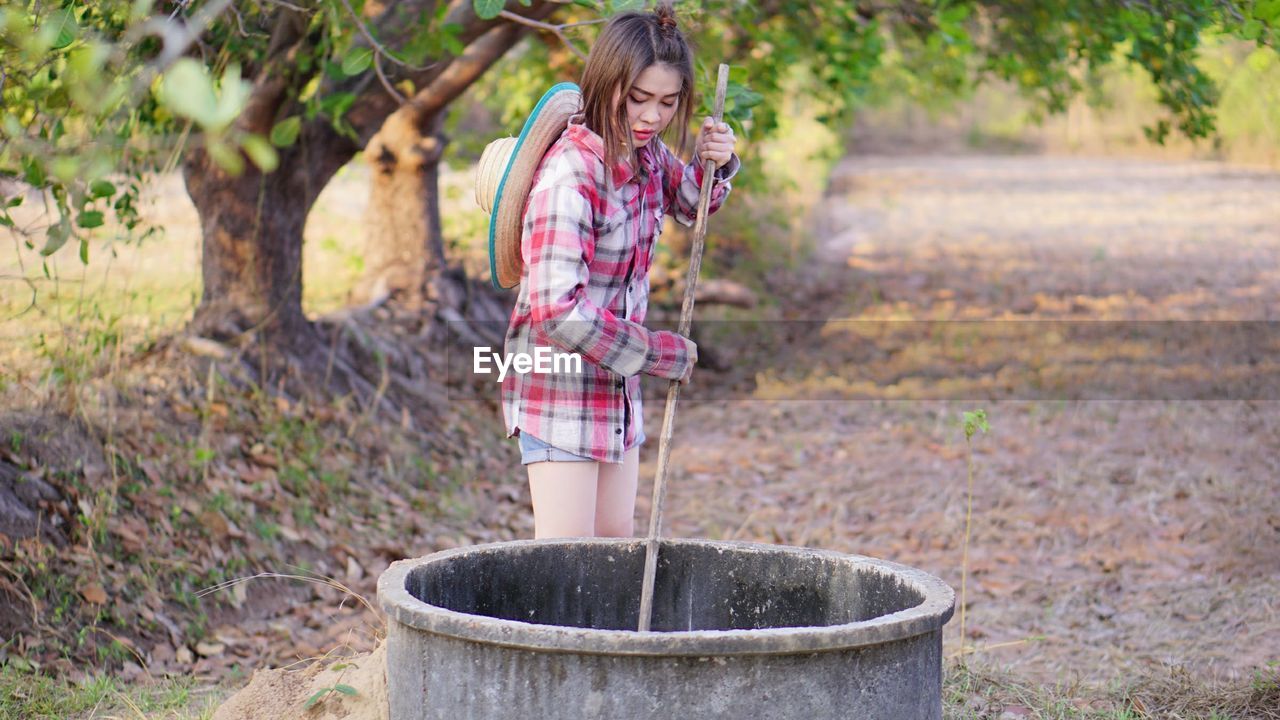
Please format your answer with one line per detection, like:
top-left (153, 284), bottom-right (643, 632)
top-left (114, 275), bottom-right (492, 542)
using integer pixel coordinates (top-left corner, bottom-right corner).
top-left (657, 142), bottom-right (739, 227)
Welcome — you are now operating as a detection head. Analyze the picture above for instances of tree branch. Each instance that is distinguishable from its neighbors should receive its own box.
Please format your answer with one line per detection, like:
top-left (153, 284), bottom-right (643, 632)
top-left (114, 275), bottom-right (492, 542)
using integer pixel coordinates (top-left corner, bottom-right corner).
top-left (410, 21), bottom-right (529, 118)
top-left (372, 51), bottom-right (409, 105)
top-left (237, 5), bottom-right (312, 134)
top-left (498, 10), bottom-right (588, 62)
top-left (341, 0), bottom-right (559, 142)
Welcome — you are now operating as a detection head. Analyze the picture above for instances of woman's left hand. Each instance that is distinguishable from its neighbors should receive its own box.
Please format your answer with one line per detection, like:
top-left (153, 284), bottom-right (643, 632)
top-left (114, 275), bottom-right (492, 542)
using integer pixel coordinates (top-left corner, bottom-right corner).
top-left (696, 117), bottom-right (736, 169)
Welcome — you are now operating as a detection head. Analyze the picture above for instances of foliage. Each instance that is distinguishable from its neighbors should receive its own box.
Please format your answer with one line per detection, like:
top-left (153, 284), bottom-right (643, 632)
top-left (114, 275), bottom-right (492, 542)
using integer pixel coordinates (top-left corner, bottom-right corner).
top-left (4, 0), bottom-right (1275, 277)
top-left (0, 1), bottom-right (262, 264)
top-left (1, 0), bottom-right (518, 269)
top-left (463, 1), bottom-right (1275, 189)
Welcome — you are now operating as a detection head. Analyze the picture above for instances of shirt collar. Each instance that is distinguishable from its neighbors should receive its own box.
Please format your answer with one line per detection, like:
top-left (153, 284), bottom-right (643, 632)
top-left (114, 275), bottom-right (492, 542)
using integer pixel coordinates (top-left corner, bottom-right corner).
top-left (565, 120), bottom-right (652, 187)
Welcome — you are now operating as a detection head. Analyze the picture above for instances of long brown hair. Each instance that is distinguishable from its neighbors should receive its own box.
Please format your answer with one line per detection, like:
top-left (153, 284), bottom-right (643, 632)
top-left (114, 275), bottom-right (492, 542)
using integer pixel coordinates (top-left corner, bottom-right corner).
top-left (578, 2), bottom-right (695, 181)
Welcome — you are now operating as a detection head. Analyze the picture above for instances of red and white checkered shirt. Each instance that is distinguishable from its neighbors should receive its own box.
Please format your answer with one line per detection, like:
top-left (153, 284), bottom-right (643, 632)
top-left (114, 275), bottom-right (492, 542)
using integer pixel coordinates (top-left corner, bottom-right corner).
top-left (501, 120), bottom-right (739, 463)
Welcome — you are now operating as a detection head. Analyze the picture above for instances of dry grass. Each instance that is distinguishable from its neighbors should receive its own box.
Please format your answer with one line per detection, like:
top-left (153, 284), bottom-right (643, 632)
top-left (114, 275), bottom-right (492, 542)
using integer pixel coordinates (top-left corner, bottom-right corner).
top-left (946, 660), bottom-right (1280, 719)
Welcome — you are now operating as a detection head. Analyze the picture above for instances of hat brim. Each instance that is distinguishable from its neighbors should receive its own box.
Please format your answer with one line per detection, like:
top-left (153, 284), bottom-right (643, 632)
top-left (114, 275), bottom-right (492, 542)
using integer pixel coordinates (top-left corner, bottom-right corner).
top-left (488, 83), bottom-right (582, 290)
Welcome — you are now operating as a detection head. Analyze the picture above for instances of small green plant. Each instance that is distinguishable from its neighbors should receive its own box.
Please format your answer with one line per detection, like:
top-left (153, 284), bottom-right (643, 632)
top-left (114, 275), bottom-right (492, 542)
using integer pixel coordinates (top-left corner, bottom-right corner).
top-left (957, 408), bottom-right (989, 657)
top-left (252, 518), bottom-right (280, 541)
top-left (1253, 660), bottom-right (1280, 692)
top-left (305, 682), bottom-right (358, 709)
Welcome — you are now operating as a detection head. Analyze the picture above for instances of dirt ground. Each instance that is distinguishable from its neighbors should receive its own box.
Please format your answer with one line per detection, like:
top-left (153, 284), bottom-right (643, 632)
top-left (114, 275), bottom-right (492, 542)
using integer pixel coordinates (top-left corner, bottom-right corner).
top-left (636, 152), bottom-right (1280, 683)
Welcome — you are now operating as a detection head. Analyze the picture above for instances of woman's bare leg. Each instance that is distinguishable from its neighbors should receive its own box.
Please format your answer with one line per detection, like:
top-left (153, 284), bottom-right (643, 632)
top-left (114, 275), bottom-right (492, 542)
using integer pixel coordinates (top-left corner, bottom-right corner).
top-left (594, 446), bottom-right (640, 537)
top-left (527, 461), bottom-right (599, 538)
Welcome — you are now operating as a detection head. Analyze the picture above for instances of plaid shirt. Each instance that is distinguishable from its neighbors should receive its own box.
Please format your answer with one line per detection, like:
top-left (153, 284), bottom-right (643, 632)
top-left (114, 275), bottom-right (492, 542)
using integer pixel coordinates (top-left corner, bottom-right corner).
top-left (502, 120), bottom-right (739, 463)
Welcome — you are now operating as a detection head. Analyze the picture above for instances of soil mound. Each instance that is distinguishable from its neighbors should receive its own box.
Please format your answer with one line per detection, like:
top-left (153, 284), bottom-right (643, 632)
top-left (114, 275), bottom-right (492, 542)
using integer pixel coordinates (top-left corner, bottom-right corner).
top-left (212, 644), bottom-right (387, 720)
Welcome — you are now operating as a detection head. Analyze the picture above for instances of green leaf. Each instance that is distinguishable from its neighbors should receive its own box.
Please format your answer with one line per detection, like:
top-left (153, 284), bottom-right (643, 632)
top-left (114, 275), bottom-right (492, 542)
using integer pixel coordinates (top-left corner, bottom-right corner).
top-left (51, 156), bottom-right (80, 182)
top-left (159, 59), bottom-right (219, 126)
top-left (1246, 48), bottom-right (1274, 73)
top-left (90, 180), bottom-right (116, 199)
top-left (304, 690), bottom-right (327, 709)
top-left (210, 64), bottom-right (251, 130)
top-left (962, 409), bottom-right (989, 441)
top-left (22, 159), bottom-right (46, 188)
top-left (41, 220), bottom-right (71, 256)
top-left (341, 48), bottom-right (373, 77)
top-left (473, 0), bottom-right (504, 20)
top-left (48, 8), bottom-right (78, 50)
top-left (319, 92), bottom-right (356, 121)
top-left (270, 116), bottom-right (302, 147)
top-left (241, 134), bottom-right (279, 173)
top-left (736, 88), bottom-right (764, 109)
top-left (333, 684), bottom-right (358, 696)
top-left (79, 238), bottom-right (89, 265)
top-left (940, 5), bottom-right (969, 26)
top-left (206, 139), bottom-right (245, 176)
top-left (441, 24), bottom-right (465, 55)
top-left (76, 210), bottom-right (105, 229)
top-left (1241, 19), bottom-right (1263, 41)
top-left (1255, 0), bottom-right (1280, 23)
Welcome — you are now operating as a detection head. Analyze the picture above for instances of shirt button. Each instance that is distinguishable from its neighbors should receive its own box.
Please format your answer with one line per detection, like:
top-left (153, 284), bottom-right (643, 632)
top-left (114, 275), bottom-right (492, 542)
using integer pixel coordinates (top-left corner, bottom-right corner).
top-left (616, 381), bottom-right (624, 388)
top-left (615, 428), bottom-right (623, 435)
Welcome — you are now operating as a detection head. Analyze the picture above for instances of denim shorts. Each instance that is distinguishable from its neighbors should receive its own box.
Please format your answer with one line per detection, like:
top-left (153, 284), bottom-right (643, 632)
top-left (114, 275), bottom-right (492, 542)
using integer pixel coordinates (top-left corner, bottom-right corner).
top-left (518, 427), bottom-right (647, 465)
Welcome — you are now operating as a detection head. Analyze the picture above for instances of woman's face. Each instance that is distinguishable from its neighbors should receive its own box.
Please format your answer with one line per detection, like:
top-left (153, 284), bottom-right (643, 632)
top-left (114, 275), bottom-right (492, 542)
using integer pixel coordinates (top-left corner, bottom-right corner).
top-left (624, 64), bottom-right (682, 148)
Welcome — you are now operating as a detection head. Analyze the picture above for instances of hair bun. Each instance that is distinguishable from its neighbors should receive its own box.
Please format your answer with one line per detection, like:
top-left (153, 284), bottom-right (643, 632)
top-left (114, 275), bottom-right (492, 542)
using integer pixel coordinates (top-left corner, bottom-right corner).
top-left (655, 3), bottom-right (678, 31)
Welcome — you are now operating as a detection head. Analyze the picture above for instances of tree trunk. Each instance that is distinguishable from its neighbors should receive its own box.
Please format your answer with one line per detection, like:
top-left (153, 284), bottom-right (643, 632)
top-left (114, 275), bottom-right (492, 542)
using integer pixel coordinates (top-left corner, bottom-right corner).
top-left (358, 112), bottom-right (448, 309)
top-left (183, 136), bottom-right (351, 350)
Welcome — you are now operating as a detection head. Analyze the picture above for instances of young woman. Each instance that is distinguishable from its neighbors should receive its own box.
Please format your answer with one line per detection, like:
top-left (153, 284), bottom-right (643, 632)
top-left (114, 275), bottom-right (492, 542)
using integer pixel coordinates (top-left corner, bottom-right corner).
top-left (502, 3), bottom-right (739, 538)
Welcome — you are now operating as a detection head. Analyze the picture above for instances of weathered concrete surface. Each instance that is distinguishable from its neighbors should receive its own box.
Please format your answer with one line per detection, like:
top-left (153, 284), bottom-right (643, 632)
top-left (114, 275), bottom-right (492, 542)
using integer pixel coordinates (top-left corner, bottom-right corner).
top-left (378, 538), bottom-right (954, 720)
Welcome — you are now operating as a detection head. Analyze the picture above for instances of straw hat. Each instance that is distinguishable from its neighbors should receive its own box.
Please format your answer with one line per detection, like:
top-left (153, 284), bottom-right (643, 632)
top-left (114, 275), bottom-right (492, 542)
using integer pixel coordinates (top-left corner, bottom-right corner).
top-left (476, 82), bottom-right (582, 290)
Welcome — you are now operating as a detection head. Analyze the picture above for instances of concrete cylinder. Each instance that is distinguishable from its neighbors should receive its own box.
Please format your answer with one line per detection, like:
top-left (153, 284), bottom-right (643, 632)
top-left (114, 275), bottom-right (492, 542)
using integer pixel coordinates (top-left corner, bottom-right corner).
top-left (378, 538), bottom-right (954, 720)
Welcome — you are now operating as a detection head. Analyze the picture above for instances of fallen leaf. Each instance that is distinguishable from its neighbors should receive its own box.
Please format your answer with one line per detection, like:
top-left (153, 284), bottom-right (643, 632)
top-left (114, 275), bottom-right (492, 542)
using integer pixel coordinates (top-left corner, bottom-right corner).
top-left (195, 641), bottom-right (225, 658)
top-left (346, 556), bottom-right (365, 582)
top-left (80, 583), bottom-right (108, 605)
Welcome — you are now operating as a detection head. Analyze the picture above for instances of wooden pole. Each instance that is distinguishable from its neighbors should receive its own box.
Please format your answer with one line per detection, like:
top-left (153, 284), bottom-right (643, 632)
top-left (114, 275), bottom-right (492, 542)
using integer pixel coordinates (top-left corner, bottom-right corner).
top-left (637, 63), bottom-right (730, 632)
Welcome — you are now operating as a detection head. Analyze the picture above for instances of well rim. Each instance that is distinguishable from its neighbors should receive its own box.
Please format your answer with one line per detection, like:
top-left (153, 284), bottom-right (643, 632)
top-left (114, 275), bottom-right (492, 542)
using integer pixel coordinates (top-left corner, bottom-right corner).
top-left (377, 538), bottom-right (955, 657)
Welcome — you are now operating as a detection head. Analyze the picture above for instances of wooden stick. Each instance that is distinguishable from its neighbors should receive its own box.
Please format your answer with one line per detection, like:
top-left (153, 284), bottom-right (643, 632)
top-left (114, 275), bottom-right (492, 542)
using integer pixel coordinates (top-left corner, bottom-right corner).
top-left (637, 63), bottom-right (730, 632)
